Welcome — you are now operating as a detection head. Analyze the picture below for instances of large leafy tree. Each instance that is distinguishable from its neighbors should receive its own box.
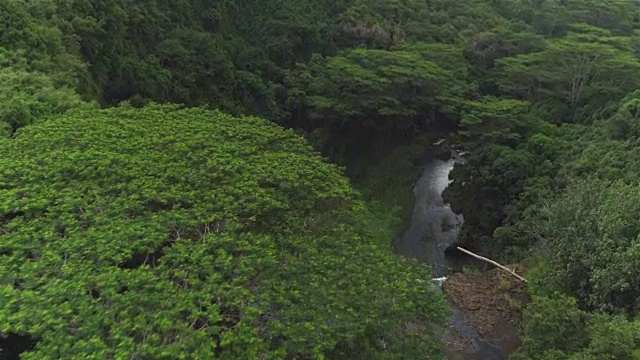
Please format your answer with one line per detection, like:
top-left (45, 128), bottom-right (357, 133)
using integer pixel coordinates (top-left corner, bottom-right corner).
top-left (0, 104), bottom-right (448, 359)
top-left (285, 46), bottom-right (469, 157)
top-left (457, 97), bottom-right (536, 148)
top-left (291, 48), bottom-right (464, 118)
top-left (494, 28), bottom-right (640, 123)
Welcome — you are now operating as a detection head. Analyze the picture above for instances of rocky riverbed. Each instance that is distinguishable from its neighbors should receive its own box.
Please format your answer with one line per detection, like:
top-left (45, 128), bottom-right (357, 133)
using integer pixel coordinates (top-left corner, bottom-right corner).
top-left (443, 265), bottom-right (530, 359)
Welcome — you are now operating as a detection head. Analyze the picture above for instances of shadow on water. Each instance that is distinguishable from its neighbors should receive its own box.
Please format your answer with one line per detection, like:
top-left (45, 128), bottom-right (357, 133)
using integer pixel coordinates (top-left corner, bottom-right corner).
top-left (393, 153), bottom-right (507, 360)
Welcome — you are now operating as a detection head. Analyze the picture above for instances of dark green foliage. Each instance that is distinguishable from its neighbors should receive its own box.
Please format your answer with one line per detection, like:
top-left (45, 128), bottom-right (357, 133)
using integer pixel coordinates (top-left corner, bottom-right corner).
top-left (605, 90), bottom-right (640, 140)
top-left (516, 295), bottom-right (590, 358)
top-left (515, 294), bottom-right (640, 359)
top-left (528, 178), bottom-right (640, 314)
top-left (491, 0), bottom-right (640, 37)
top-left (464, 22), bottom-right (546, 71)
top-left (445, 144), bottom-right (538, 259)
top-left (0, 0), bottom-right (85, 86)
top-left (0, 105), bottom-right (448, 359)
top-left (458, 97), bottom-right (535, 148)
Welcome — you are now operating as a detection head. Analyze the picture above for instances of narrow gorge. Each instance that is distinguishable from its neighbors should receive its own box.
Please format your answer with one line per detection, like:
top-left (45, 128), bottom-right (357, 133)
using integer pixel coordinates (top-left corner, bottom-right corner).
top-left (394, 147), bottom-right (516, 359)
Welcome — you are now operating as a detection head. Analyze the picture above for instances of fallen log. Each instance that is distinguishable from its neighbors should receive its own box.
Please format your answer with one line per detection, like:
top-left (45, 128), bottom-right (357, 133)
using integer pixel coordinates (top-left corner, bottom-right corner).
top-left (456, 246), bottom-right (528, 283)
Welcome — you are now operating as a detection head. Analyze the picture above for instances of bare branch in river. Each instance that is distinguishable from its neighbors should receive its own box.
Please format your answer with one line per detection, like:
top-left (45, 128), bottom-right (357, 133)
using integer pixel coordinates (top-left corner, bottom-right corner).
top-left (456, 247), bottom-right (528, 283)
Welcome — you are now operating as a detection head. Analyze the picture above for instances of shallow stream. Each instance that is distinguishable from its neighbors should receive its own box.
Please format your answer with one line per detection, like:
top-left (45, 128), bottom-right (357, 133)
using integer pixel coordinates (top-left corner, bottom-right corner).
top-left (393, 154), bottom-right (507, 360)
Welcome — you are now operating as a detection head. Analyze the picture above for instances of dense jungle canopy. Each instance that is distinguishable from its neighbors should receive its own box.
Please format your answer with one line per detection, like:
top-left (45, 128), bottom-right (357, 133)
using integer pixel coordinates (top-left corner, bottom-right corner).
top-left (2, 0), bottom-right (640, 359)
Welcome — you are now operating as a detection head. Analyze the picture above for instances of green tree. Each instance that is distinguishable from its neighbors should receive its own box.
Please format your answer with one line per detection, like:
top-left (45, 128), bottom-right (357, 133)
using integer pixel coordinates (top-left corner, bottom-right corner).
top-left (529, 178), bottom-right (640, 314)
top-left (495, 30), bottom-right (640, 123)
top-left (463, 21), bottom-right (545, 93)
top-left (444, 144), bottom-right (536, 258)
top-left (0, 48), bottom-right (90, 136)
top-left (285, 46), bottom-right (470, 159)
top-left (0, 104), bottom-right (448, 359)
top-left (458, 97), bottom-right (537, 148)
top-left (301, 48), bottom-right (467, 120)
top-left (605, 90), bottom-right (640, 140)
top-left (0, 0), bottom-right (84, 87)
top-left (515, 295), bottom-right (589, 359)
top-left (515, 294), bottom-right (640, 360)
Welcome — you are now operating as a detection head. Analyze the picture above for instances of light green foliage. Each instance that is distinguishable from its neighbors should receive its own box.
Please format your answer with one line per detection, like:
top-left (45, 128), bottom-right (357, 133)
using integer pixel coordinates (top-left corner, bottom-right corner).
top-left (495, 32), bottom-right (640, 123)
top-left (284, 44), bottom-right (470, 160)
top-left (580, 315), bottom-right (640, 359)
top-left (0, 105), bottom-right (448, 359)
top-left (458, 97), bottom-right (535, 148)
top-left (394, 42), bottom-right (473, 95)
top-left (0, 52), bottom-right (90, 136)
top-left (292, 47), bottom-right (467, 123)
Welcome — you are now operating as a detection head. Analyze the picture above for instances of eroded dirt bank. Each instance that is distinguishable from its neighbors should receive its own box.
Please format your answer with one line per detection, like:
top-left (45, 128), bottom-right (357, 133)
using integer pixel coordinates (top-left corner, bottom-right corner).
top-left (443, 265), bottom-right (530, 359)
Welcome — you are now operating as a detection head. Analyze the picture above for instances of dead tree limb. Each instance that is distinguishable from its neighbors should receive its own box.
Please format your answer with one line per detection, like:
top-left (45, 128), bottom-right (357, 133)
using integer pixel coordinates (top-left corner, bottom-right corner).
top-left (456, 246), bottom-right (528, 283)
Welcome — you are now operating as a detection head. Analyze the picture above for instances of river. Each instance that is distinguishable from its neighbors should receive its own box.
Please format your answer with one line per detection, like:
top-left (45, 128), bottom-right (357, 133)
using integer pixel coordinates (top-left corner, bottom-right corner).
top-left (393, 154), bottom-right (507, 360)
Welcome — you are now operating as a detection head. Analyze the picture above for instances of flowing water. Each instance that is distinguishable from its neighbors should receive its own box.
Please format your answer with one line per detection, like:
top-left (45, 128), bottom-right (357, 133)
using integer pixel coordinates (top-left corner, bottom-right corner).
top-left (394, 154), bottom-right (507, 360)
top-left (394, 157), bottom-right (462, 275)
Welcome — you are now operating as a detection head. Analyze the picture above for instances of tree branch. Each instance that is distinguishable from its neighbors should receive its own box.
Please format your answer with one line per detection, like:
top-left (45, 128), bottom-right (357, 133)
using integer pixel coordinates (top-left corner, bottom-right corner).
top-left (456, 246), bottom-right (528, 283)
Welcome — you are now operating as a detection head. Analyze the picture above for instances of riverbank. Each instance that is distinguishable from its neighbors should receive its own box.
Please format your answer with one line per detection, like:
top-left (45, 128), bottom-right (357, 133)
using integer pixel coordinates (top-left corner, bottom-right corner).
top-left (351, 136), bottom-right (529, 358)
top-left (386, 145), bottom-right (527, 358)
